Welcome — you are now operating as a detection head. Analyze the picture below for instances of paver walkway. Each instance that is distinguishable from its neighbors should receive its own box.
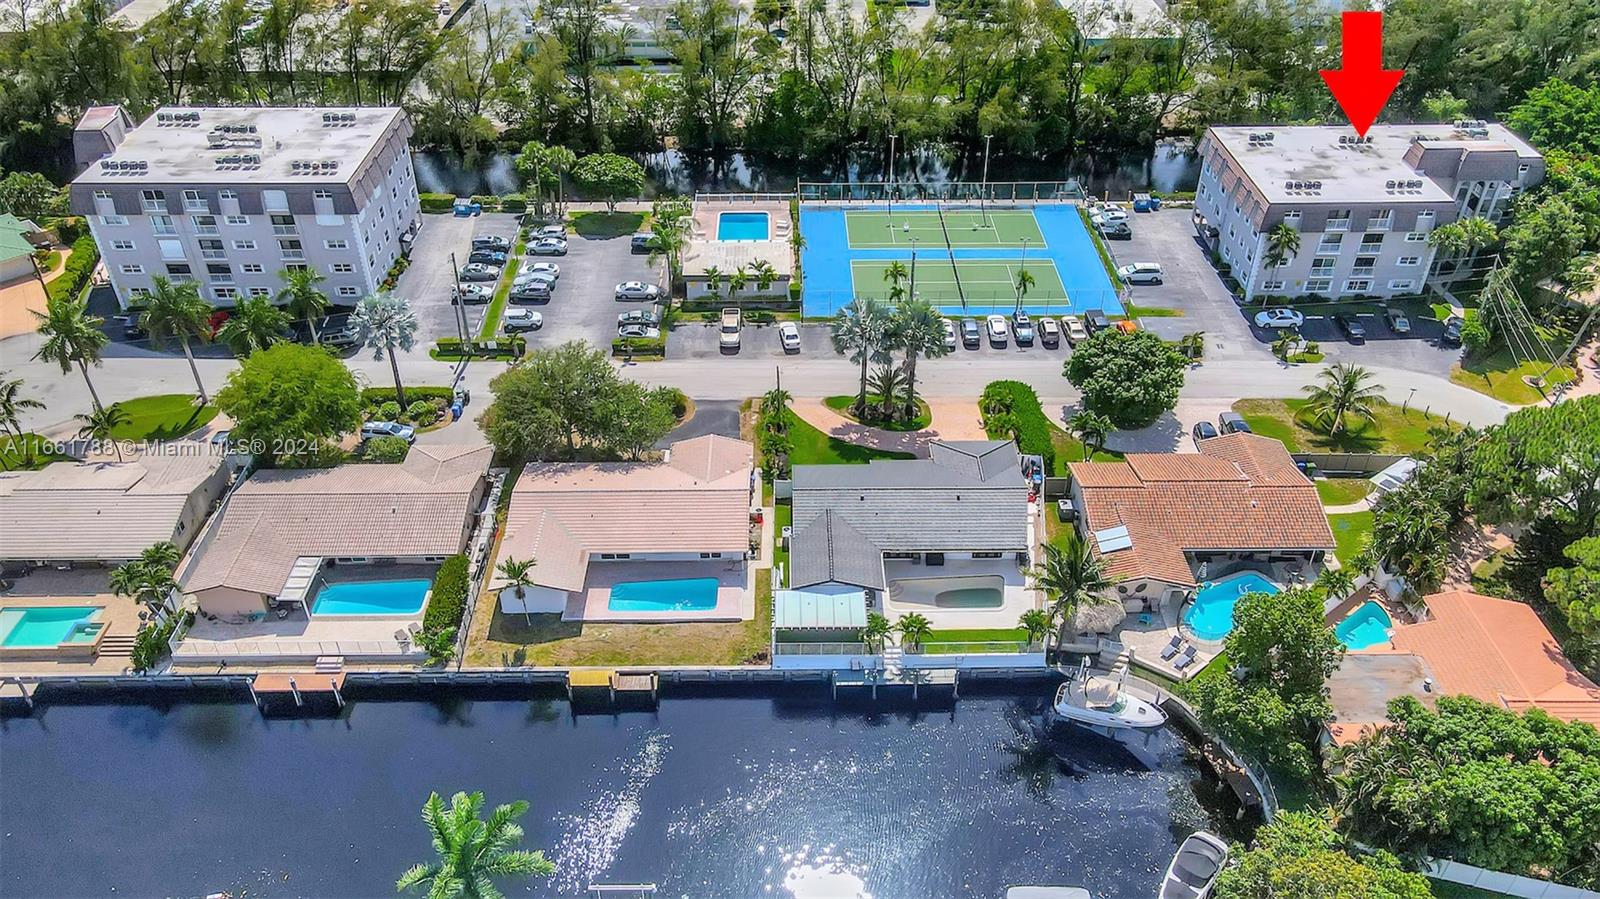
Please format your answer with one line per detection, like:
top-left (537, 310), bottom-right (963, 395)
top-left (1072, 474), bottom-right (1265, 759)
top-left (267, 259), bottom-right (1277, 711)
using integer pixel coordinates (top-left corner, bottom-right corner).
top-left (789, 397), bottom-right (985, 458)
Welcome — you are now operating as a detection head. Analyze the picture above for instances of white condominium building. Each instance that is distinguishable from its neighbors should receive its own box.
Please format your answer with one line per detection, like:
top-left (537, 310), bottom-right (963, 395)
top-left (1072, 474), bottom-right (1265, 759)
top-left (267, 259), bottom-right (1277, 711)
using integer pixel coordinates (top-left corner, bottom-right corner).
top-left (1195, 123), bottom-right (1544, 300)
top-left (69, 105), bottom-right (421, 309)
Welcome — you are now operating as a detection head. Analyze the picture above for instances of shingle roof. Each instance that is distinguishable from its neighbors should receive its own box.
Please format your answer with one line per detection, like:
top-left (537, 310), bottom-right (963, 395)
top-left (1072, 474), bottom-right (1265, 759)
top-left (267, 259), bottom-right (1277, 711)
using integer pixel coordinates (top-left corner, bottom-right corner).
top-left (1068, 434), bottom-right (1334, 585)
top-left (180, 444), bottom-right (491, 596)
top-left (493, 436), bottom-right (754, 592)
top-left (0, 451), bottom-right (226, 562)
top-left (789, 510), bottom-right (886, 590)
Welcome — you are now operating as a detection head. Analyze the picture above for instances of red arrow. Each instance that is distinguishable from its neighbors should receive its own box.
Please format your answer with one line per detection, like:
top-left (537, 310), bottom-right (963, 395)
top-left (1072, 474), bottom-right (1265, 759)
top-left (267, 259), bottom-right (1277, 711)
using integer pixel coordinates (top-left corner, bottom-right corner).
top-left (1320, 11), bottom-right (1404, 137)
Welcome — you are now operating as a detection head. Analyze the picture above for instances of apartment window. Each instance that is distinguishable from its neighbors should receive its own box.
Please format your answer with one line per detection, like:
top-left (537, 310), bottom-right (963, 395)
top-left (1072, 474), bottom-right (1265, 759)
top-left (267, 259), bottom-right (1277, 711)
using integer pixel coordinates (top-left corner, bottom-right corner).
top-left (232, 240), bottom-right (256, 251)
top-left (284, 263), bottom-right (308, 273)
top-left (1398, 256), bottom-right (1421, 266)
top-left (1518, 163), bottom-right (1531, 176)
top-left (1326, 209), bottom-right (1351, 231)
top-left (1261, 280), bottom-right (1285, 291)
top-left (313, 189), bottom-right (333, 201)
top-left (1352, 256), bottom-right (1377, 276)
top-left (1388, 279), bottom-right (1416, 291)
top-left (151, 215), bottom-right (178, 236)
top-left (128, 287), bottom-right (151, 300)
top-left (213, 286), bottom-right (237, 301)
top-left (183, 189), bottom-right (208, 213)
top-left (198, 239), bottom-right (226, 260)
top-left (1369, 208), bottom-right (1393, 230)
top-left (1343, 279), bottom-right (1372, 294)
top-left (193, 215), bottom-right (219, 235)
top-left (93, 189), bottom-right (111, 201)
top-left (207, 263), bottom-right (232, 282)
top-left (111, 240), bottom-right (135, 251)
top-left (270, 214), bottom-right (297, 236)
top-left (1282, 210), bottom-right (1301, 225)
top-left (1358, 236), bottom-right (1384, 253)
top-left (248, 287), bottom-right (271, 297)
top-left (119, 264), bottom-right (144, 275)
top-left (158, 239), bottom-right (185, 261)
top-left (1306, 279), bottom-right (1332, 293)
top-left (1405, 231), bottom-right (1427, 242)
top-left (324, 239), bottom-right (349, 250)
top-left (262, 189), bottom-right (289, 212)
top-left (698, 553), bottom-right (723, 559)
top-left (278, 239), bottom-right (305, 260)
top-left (1311, 258), bottom-right (1336, 274)
top-left (101, 215), bottom-right (127, 226)
top-left (226, 215), bottom-right (249, 226)
top-left (241, 263), bottom-right (264, 274)
top-left (220, 189), bottom-right (238, 201)
top-left (330, 263), bottom-right (354, 274)
top-left (597, 553), bottom-right (633, 560)
top-left (337, 286), bottom-right (359, 297)
top-left (140, 189), bottom-right (166, 213)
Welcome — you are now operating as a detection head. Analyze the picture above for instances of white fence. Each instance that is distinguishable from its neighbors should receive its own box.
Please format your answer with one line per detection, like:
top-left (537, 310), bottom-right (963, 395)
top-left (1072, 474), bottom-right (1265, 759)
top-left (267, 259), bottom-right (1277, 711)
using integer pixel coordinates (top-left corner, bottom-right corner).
top-left (1426, 860), bottom-right (1600, 899)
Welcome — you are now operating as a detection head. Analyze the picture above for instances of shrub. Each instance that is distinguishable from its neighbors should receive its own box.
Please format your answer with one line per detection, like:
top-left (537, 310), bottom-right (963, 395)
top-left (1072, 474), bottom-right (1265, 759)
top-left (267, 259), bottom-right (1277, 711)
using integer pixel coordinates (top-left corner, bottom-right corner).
top-left (661, 386), bottom-right (689, 419)
top-left (1461, 317), bottom-right (1492, 352)
top-left (746, 310), bottom-right (775, 324)
top-left (47, 235), bottom-right (99, 304)
top-left (377, 400), bottom-right (402, 420)
top-left (407, 399), bottom-right (438, 424)
top-left (611, 335), bottom-right (666, 357)
top-left (362, 386), bottom-right (455, 404)
top-left (52, 216), bottom-right (89, 245)
top-left (419, 192), bottom-right (456, 213)
top-left (130, 612), bottom-right (187, 674)
top-left (470, 194), bottom-right (499, 210)
top-left (434, 337), bottom-right (525, 359)
top-left (423, 554), bottom-right (470, 633)
top-left (500, 194), bottom-right (527, 213)
top-left (980, 381), bottom-right (1055, 473)
top-left (364, 435), bottom-right (410, 462)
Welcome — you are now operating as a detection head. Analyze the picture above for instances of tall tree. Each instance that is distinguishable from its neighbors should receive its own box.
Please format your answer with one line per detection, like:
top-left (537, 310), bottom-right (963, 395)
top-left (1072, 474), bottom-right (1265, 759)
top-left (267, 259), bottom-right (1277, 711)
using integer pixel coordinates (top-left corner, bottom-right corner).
top-left (277, 267), bottom-right (330, 342)
top-left (396, 791), bottom-right (555, 897)
top-left (141, 276), bottom-right (215, 404)
top-left (214, 343), bottom-right (363, 466)
top-left (0, 373), bottom-right (44, 443)
top-left (352, 291), bottom-right (419, 409)
top-left (33, 291), bottom-right (110, 414)
top-left (76, 403), bottom-right (131, 460)
top-left (1030, 532), bottom-right (1116, 649)
top-left (889, 298), bottom-right (948, 420)
top-left (216, 296), bottom-right (290, 357)
top-left (1302, 363), bottom-right (1383, 437)
top-left (829, 298), bottom-right (889, 417)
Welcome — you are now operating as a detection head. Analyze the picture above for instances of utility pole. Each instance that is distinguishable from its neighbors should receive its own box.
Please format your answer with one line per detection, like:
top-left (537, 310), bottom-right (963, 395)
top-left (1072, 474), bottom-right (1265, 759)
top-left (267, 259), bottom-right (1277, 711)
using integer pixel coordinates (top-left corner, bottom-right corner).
top-left (888, 133), bottom-right (897, 212)
top-left (449, 252), bottom-right (469, 343)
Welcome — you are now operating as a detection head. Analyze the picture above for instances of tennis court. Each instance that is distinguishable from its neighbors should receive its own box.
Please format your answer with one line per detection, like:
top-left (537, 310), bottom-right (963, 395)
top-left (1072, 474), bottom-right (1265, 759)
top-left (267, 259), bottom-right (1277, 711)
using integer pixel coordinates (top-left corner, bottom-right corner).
top-left (845, 209), bottom-right (1046, 249)
top-left (850, 258), bottom-right (1067, 305)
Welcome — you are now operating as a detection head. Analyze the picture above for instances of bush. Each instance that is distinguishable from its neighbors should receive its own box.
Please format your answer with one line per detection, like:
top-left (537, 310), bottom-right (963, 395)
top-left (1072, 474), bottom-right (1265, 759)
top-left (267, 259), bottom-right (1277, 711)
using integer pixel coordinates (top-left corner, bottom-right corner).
top-left (407, 399), bottom-right (439, 424)
top-left (470, 194), bottom-right (499, 210)
top-left (130, 613), bottom-right (186, 674)
top-left (980, 381), bottom-right (1055, 474)
top-left (434, 337), bottom-right (525, 359)
top-left (423, 554), bottom-right (470, 634)
top-left (47, 235), bottom-right (99, 304)
top-left (1460, 316), bottom-right (1492, 352)
top-left (363, 435), bottom-right (410, 462)
top-left (746, 310), bottom-right (776, 324)
top-left (612, 335), bottom-right (666, 357)
top-left (52, 216), bottom-right (89, 245)
top-left (661, 386), bottom-right (689, 419)
top-left (419, 192), bottom-right (456, 213)
top-left (377, 400), bottom-right (402, 420)
top-left (500, 194), bottom-right (527, 213)
top-left (362, 386), bottom-right (455, 404)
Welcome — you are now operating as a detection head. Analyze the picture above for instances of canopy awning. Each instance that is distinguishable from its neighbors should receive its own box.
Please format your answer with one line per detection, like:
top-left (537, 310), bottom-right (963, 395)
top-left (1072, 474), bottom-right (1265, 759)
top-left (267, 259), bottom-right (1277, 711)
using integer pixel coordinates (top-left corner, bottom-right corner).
top-left (774, 589), bottom-right (868, 629)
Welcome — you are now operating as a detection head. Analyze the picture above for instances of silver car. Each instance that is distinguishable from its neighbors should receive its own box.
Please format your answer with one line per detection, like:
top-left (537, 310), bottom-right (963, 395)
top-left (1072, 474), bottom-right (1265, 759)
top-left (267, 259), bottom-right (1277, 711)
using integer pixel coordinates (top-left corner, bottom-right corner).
top-left (528, 238), bottom-right (568, 256)
top-left (615, 281), bottom-right (662, 301)
top-left (458, 262), bottom-right (501, 281)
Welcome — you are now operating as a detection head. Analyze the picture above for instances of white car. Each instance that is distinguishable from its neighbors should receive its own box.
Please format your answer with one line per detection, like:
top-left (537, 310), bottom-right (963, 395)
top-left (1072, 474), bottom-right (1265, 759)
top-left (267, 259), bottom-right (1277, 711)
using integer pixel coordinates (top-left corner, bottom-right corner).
top-left (719, 307), bottom-right (742, 350)
top-left (1062, 315), bottom-right (1089, 345)
top-left (941, 318), bottom-right (958, 350)
top-left (524, 262), bottom-right (560, 280)
top-left (458, 262), bottom-right (501, 281)
top-left (514, 269), bottom-right (557, 287)
top-left (986, 314), bottom-right (1009, 344)
top-left (1039, 317), bottom-right (1062, 346)
top-left (361, 420), bottom-right (415, 443)
top-left (779, 321), bottom-right (801, 353)
top-left (451, 283), bottom-right (491, 304)
top-left (528, 238), bottom-right (568, 256)
top-left (617, 309), bottom-right (660, 326)
top-left (503, 309), bottom-right (543, 332)
top-left (1092, 204), bottom-right (1129, 224)
top-left (1117, 262), bottom-right (1164, 284)
top-left (615, 281), bottom-right (662, 301)
top-left (618, 323), bottom-right (661, 340)
top-left (531, 224), bottom-right (566, 240)
top-left (1254, 308), bottom-right (1306, 329)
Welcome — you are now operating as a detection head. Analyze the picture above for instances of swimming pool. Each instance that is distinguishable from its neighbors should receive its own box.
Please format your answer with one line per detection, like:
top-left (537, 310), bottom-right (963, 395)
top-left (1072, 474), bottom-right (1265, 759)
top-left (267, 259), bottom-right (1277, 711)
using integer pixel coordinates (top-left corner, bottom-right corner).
top-left (890, 575), bottom-right (1006, 609)
top-left (310, 578), bottom-right (431, 616)
top-left (1336, 600), bottom-right (1393, 649)
top-left (1182, 572), bottom-right (1281, 642)
top-left (608, 577), bottom-right (721, 612)
top-left (717, 211), bottom-right (770, 241)
top-left (0, 607), bottom-right (103, 647)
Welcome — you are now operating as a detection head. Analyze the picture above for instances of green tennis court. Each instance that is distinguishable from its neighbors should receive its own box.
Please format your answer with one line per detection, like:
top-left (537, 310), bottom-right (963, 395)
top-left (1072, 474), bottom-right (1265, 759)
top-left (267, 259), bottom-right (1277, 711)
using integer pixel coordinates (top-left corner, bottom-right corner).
top-left (850, 258), bottom-right (1068, 305)
top-left (845, 209), bottom-right (1046, 249)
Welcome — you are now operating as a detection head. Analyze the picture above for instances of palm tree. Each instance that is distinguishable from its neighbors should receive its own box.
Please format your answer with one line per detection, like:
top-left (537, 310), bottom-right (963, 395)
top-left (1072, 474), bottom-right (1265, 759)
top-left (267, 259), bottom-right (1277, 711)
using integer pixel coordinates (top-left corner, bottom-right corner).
top-left (1067, 409), bottom-right (1114, 460)
top-left (1303, 363), bottom-right (1383, 436)
top-left (216, 296), bottom-right (290, 357)
top-left (1428, 216), bottom-right (1498, 275)
top-left (1315, 566), bottom-right (1357, 604)
top-left (750, 259), bottom-right (777, 293)
top-left (830, 298), bottom-right (889, 417)
top-left (704, 266), bottom-right (723, 301)
top-left (497, 557), bottom-right (538, 625)
top-left (353, 292), bottom-right (420, 409)
top-left (278, 267), bottom-right (331, 342)
top-left (76, 403), bottom-right (131, 461)
top-left (726, 267), bottom-right (747, 304)
top-left (142, 276), bottom-right (215, 403)
top-left (895, 612), bottom-right (932, 651)
top-left (0, 375), bottom-right (43, 469)
top-left (882, 261), bottom-right (909, 303)
top-left (1018, 608), bottom-right (1053, 651)
top-left (1031, 532), bottom-right (1116, 650)
top-left (108, 542), bottom-right (181, 617)
top-left (1372, 489), bottom-right (1450, 594)
top-left (761, 386), bottom-right (792, 435)
top-left (1013, 267), bottom-right (1035, 316)
top-left (396, 791), bottom-right (555, 897)
top-left (890, 298), bottom-right (949, 420)
top-left (647, 211), bottom-right (689, 287)
top-left (1263, 222), bottom-right (1301, 290)
top-left (33, 292), bottom-right (110, 413)
top-left (866, 363), bottom-right (905, 419)
top-left (862, 612), bottom-right (891, 653)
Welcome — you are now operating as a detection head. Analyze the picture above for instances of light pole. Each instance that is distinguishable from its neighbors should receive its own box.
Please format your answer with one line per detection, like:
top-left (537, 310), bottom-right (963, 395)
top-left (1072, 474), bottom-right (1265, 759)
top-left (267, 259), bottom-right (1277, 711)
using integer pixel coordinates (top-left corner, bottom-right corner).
top-left (449, 252), bottom-right (469, 343)
top-left (908, 236), bottom-right (919, 304)
top-left (888, 133), bottom-right (897, 207)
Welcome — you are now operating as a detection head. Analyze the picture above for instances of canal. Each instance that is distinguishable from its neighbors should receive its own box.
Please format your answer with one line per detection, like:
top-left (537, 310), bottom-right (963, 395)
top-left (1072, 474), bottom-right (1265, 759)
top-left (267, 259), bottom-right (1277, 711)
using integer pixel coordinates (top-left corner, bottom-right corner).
top-left (1, 687), bottom-right (1234, 898)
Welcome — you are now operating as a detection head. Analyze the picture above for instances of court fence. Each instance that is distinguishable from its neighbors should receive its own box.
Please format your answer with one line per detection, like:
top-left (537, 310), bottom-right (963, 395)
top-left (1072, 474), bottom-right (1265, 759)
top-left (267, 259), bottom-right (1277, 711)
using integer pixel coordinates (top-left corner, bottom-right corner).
top-left (800, 286), bottom-right (1128, 318)
top-left (799, 180), bottom-right (1087, 204)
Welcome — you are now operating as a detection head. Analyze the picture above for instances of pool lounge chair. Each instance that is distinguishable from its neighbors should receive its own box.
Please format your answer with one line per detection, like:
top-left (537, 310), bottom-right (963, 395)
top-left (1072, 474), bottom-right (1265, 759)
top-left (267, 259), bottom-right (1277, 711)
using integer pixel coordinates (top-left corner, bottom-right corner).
top-left (394, 628), bottom-right (411, 647)
top-left (1173, 645), bottom-right (1198, 671)
top-left (1159, 635), bottom-right (1183, 660)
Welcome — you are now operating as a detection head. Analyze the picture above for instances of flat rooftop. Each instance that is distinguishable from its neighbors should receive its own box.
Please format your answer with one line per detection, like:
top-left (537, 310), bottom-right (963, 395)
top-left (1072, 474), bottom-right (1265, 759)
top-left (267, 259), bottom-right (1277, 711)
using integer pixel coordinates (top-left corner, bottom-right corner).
top-left (1207, 123), bottom-right (1539, 206)
top-left (72, 106), bottom-right (406, 187)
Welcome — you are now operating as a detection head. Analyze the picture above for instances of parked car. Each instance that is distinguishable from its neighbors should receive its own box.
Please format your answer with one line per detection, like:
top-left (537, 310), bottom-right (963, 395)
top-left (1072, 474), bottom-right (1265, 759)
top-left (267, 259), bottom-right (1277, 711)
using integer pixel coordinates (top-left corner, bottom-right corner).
top-left (1336, 313), bottom-right (1367, 340)
top-left (779, 321), bottom-right (801, 353)
top-left (452, 283), bottom-right (492, 304)
top-left (1062, 315), bottom-right (1089, 345)
top-left (619, 323), bottom-right (661, 340)
top-left (1254, 308), bottom-right (1305, 329)
top-left (1084, 309), bottom-right (1112, 333)
top-left (468, 249), bottom-right (508, 266)
top-left (361, 420), bottom-right (416, 443)
top-left (1117, 262), bottom-right (1164, 284)
top-left (531, 224), bottom-right (565, 240)
top-left (503, 309), bottom-right (543, 333)
top-left (1098, 220), bottom-right (1133, 240)
top-left (509, 282), bottom-right (552, 303)
top-left (1385, 308), bottom-right (1411, 333)
top-left (459, 262), bottom-right (501, 281)
top-left (986, 314), bottom-right (1009, 345)
top-left (319, 321), bottom-right (359, 348)
top-left (1012, 311), bottom-right (1035, 345)
top-left (1441, 315), bottom-right (1465, 346)
top-left (941, 318), bottom-right (958, 350)
top-left (630, 233), bottom-right (657, 252)
top-left (471, 235), bottom-right (511, 252)
top-left (524, 261), bottom-right (560, 280)
top-left (961, 318), bottom-right (981, 348)
top-left (1192, 420), bottom-right (1219, 442)
top-left (528, 238), bottom-right (568, 256)
top-left (615, 281), bottom-right (662, 301)
top-left (617, 309), bottom-right (660, 327)
top-left (122, 312), bottom-right (146, 339)
top-left (1036, 317), bottom-right (1060, 347)
top-left (720, 307), bottom-right (742, 351)
top-left (1218, 411), bottom-right (1252, 435)
top-left (1092, 204), bottom-right (1129, 224)
top-left (514, 270), bottom-right (557, 289)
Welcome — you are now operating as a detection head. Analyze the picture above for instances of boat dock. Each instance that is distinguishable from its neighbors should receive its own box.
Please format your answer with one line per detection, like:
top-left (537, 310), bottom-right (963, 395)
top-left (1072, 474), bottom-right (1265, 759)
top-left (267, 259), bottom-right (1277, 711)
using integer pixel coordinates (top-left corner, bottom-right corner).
top-left (566, 669), bottom-right (660, 708)
top-left (831, 667), bottom-right (959, 700)
top-left (249, 672), bottom-right (348, 715)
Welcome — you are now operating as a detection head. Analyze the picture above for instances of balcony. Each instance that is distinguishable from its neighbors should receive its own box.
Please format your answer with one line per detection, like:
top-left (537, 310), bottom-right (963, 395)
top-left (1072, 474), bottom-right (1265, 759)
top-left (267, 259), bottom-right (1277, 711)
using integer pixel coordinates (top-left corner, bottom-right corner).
top-left (1315, 243), bottom-right (1342, 255)
top-left (1368, 217), bottom-right (1392, 232)
top-left (1325, 218), bottom-right (1351, 232)
top-left (280, 250), bottom-right (306, 261)
top-left (141, 201), bottom-right (167, 214)
top-left (184, 201), bottom-right (209, 214)
top-left (194, 224), bottom-right (220, 236)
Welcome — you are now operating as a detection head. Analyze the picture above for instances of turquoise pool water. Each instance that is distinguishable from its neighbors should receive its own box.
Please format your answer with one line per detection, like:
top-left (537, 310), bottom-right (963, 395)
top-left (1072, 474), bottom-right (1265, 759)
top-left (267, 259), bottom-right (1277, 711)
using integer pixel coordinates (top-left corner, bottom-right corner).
top-left (1336, 600), bottom-right (1393, 649)
top-left (1182, 572), bottom-right (1281, 641)
top-left (310, 578), bottom-right (430, 616)
top-left (718, 211), bottom-right (770, 241)
top-left (0, 607), bottom-right (102, 647)
top-left (608, 577), bottom-right (721, 612)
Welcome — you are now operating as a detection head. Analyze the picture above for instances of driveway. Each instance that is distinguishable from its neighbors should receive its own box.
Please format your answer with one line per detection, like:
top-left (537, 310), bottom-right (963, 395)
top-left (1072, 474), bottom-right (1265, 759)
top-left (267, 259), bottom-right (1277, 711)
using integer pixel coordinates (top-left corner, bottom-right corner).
top-left (659, 399), bottom-right (742, 446)
top-left (395, 212), bottom-right (519, 341)
top-left (1110, 208), bottom-right (1261, 362)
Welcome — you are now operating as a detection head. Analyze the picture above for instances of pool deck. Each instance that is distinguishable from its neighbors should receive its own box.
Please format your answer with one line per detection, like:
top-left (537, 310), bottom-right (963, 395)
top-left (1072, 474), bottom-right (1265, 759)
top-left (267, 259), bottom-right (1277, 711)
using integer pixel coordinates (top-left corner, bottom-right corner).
top-left (0, 569), bottom-right (142, 677)
top-left (881, 559), bottom-right (1041, 630)
top-left (174, 608), bottom-right (425, 665)
top-left (561, 559), bottom-right (755, 623)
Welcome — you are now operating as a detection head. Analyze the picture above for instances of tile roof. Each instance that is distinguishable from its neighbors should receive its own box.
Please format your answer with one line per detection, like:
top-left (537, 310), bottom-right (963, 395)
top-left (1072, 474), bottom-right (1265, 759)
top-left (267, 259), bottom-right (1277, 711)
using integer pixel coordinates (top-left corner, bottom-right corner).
top-left (0, 451), bottom-right (227, 562)
top-left (493, 436), bottom-right (754, 592)
top-left (1069, 434), bottom-right (1334, 585)
top-left (789, 510), bottom-right (887, 590)
top-left (1387, 590), bottom-right (1600, 728)
top-left (180, 444), bottom-right (491, 597)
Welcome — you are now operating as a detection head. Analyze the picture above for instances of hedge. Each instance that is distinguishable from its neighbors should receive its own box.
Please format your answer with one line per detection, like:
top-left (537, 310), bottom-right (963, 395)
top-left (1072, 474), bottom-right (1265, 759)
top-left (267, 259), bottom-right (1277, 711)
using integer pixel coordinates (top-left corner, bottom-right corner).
top-left (47, 235), bottom-right (99, 304)
top-left (981, 380), bottom-right (1055, 474)
top-left (612, 335), bottom-right (666, 357)
top-left (423, 554), bottom-right (470, 633)
top-left (361, 385), bottom-right (456, 404)
top-left (363, 435), bottom-right (410, 463)
top-left (434, 337), bottom-right (525, 359)
top-left (500, 194), bottom-right (527, 213)
top-left (419, 192), bottom-right (456, 213)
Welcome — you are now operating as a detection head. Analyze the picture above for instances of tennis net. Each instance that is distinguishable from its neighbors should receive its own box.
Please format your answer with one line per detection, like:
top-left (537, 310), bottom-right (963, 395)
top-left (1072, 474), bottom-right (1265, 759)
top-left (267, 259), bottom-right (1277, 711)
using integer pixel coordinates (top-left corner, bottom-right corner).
top-left (933, 205), bottom-right (969, 312)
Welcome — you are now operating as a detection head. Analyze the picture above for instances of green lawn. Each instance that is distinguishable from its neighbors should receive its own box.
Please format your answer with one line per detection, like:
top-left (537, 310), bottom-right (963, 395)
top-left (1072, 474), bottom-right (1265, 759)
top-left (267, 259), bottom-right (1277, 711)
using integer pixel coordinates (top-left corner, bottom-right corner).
top-left (773, 501), bottom-right (792, 585)
top-left (108, 394), bottom-right (218, 441)
top-left (1315, 477), bottom-right (1373, 506)
top-left (1328, 511), bottom-right (1374, 566)
top-left (1123, 304), bottom-right (1185, 318)
top-left (569, 211), bottom-right (644, 238)
top-left (920, 626), bottom-right (1032, 653)
top-left (787, 414), bottom-right (915, 465)
top-left (1232, 398), bottom-right (1459, 454)
top-left (1451, 347), bottom-right (1575, 405)
top-left (1050, 426), bottom-right (1123, 474)
top-left (0, 433), bottom-right (73, 470)
top-left (477, 234), bottom-right (526, 340)
top-left (823, 394), bottom-right (932, 431)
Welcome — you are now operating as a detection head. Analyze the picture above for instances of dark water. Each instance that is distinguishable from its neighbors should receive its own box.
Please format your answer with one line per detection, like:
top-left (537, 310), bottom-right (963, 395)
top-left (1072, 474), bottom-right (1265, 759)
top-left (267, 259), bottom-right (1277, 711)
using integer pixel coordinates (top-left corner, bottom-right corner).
top-left (411, 145), bottom-right (1200, 201)
top-left (0, 690), bottom-right (1226, 898)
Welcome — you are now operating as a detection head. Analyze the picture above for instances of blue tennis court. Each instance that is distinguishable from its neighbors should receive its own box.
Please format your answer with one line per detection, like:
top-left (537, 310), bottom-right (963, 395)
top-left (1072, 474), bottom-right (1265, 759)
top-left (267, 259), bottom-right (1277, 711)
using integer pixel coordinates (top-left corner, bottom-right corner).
top-left (799, 203), bottom-right (1122, 317)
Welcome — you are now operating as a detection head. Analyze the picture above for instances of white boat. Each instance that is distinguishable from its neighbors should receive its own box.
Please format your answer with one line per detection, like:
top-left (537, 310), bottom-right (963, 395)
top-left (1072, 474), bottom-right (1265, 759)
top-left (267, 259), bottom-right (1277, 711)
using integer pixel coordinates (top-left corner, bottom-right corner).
top-left (1052, 662), bottom-right (1168, 730)
top-left (1006, 889), bottom-right (1091, 899)
top-left (1159, 831), bottom-right (1230, 899)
